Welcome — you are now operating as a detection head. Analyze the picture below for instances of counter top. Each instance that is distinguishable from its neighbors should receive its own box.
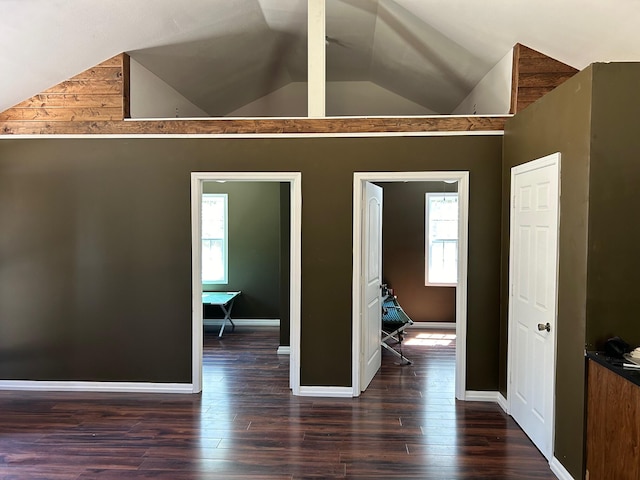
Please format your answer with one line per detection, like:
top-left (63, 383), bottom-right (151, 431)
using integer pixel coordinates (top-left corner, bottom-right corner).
top-left (586, 351), bottom-right (640, 388)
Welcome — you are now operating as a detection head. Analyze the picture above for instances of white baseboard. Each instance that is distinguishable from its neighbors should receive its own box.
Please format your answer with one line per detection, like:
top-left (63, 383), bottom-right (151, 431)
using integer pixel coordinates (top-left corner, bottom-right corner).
top-left (203, 319), bottom-right (280, 327)
top-left (298, 386), bottom-right (353, 398)
top-left (465, 390), bottom-right (501, 403)
top-left (409, 321), bottom-right (456, 330)
top-left (0, 380), bottom-right (193, 394)
top-left (465, 391), bottom-right (510, 415)
top-left (549, 457), bottom-right (574, 480)
top-left (277, 346), bottom-right (290, 355)
top-left (497, 392), bottom-right (508, 413)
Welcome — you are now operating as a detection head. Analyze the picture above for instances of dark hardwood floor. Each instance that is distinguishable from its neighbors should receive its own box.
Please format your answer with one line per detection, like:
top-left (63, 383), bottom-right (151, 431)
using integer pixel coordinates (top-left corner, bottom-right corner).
top-left (0, 327), bottom-right (555, 479)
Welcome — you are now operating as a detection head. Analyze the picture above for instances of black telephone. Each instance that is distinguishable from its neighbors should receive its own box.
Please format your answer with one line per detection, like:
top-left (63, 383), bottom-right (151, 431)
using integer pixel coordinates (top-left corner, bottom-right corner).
top-left (604, 336), bottom-right (631, 358)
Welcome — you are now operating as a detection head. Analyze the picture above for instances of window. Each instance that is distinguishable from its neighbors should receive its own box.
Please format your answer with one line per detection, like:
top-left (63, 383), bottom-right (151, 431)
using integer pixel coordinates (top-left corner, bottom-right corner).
top-left (425, 192), bottom-right (458, 286)
top-left (202, 193), bottom-right (228, 284)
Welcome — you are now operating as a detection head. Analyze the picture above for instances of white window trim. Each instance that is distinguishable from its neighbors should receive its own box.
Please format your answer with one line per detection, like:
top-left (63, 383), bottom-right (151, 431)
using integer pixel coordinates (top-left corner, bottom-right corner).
top-left (202, 193), bottom-right (228, 285)
top-left (425, 191), bottom-right (458, 287)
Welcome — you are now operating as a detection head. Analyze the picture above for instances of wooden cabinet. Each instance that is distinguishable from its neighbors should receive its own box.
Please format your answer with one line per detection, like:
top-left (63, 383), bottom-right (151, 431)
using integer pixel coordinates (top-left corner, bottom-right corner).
top-left (586, 359), bottom-right (640, 480)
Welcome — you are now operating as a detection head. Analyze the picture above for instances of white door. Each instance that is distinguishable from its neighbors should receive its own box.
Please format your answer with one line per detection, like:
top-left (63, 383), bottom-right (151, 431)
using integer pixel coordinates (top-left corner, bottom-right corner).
top-left (508, 153), bottom-right (560, 460)
top-left (360, 181), bottom-right (383, 392)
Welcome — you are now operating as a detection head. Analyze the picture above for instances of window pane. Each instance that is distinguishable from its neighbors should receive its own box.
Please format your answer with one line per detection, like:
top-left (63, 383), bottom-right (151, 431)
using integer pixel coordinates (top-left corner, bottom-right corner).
top-left (202, 193), bottom-right (227, 283)
top-left (202, 195), bottom-right (226, 239)
top-left (429, 240), bottom-right (458, 284)
top-left (202, 239), bottom-right (224, 282)
top-left (426, 192), bottom-right (458, 285)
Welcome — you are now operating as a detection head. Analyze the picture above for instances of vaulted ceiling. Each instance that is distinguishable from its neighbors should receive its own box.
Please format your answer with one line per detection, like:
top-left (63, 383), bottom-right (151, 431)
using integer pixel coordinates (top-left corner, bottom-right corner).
top-left (2, 0), bottom-right (640, 115)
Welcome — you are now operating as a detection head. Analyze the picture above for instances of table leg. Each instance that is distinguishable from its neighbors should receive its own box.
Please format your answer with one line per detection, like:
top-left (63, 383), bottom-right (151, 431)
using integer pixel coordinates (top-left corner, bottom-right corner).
top-left (218, 299), bottom-right (237, 338)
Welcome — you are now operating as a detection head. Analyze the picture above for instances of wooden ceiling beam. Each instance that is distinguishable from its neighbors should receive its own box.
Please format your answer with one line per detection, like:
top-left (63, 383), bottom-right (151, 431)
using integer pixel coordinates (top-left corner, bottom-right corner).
top-left (1, 116), bottom-right (506, 136)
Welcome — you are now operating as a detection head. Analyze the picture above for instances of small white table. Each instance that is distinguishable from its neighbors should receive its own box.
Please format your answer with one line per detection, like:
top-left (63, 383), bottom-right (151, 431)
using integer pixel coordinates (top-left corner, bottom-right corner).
top-left (202, 291), bottom-right (241, 337)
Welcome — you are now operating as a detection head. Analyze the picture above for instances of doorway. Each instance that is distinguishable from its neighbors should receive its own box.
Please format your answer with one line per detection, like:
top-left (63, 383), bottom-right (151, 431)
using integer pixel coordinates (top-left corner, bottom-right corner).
top-left (352, 171), bottom-right (470, 400)
top-left (191, 172), bottom-right (302, 394)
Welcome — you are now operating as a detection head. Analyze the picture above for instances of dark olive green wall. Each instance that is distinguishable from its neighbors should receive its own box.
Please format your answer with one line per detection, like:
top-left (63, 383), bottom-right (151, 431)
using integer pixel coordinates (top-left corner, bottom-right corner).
top-left (586, 63), bottom-right (640, 351)
top-left (0, 146), bottom-right (193, 382)
top-left (503, 67), bottom-right (593, 478)
top-left (378, 181), bottom-right (457, 323)
top-left (202, 181), bottom-right (280, 320)
top-left (0, 136), bottom-right (501, 390)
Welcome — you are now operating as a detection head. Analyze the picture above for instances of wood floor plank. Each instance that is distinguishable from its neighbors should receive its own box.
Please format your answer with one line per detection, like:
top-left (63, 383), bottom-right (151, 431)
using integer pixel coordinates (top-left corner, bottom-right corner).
top-left (0, 327), bottom-right (554, 478)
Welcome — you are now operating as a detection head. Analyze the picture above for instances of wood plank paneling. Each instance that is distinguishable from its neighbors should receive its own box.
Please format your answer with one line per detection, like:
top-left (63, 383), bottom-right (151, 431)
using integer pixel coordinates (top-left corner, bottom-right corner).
top-left (69, 66), bottom-right (125, 81)
top-left (0, 53), bottom-right (129, 123)
top-left (517, 72), bottom-right (578, 88)
top-left (510, 44), bottom-right (579, 114)
top-left (0, 107), bottom-right (125, 122)
top-left (40, 79), bottom-right (123, 95)
top-left (11, 94), bottom-right (123, 109)
top-left (517, 57), bottom-right (579, 74)
top-left (586, 360), bottom-right (640, 480)
top-left (93, 55), bottom-right (125, 67)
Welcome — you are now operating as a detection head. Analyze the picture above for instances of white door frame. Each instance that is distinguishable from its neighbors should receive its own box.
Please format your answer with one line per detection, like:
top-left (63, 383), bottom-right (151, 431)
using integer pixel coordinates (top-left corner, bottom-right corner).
top-left (352, 171), bottom-right (470, 400)
top-left (506, 152), bottom-right (560, 460)
top-left (191, 172), bottom-right (302, 395)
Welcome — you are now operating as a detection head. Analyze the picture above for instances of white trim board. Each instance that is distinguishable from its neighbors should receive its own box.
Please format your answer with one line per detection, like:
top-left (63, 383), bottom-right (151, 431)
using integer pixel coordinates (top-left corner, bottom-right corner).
top-left (409, 322), bottom-right (456, 330)
top-left (203, 319), bottom-right (280, 327)
top-left (464, 390), bottom-right (509, 414)
top-left (0, 381), bottom-right (192, 394)
top-left (277, 346), bottom-right (291, 355)
top-left (549, 458), bottom-right (575, 480)
top-left (298, 386), bottom-right (352, 398)
top-left (465, 391), bottom-right (502, 403)
top-left (465, 391), bottom-right (507, 413)
top-left (192, 172), bottom-right (302, 396)
top-left (352, 171), bottom-right (469, 400)
top-left (307, 0), bottom-right (326, 117)
top-left (123, 114), bottom-right (510, 121)
top-left (497, 392), bottom-right (508, 413)
top-left (0, 130), bottom-right (505, 141)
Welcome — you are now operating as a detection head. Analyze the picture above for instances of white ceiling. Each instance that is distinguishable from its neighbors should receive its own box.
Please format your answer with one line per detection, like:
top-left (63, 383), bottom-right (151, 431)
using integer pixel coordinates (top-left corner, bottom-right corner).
top-left (2, 0), bottom-right (640, 114)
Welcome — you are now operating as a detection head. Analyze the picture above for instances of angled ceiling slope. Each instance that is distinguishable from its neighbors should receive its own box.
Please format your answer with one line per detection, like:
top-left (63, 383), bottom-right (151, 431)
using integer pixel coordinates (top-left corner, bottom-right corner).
top-left (129, 0), bottom-right (496, 115)
top-left (129, 0), bottom-right (308, 116)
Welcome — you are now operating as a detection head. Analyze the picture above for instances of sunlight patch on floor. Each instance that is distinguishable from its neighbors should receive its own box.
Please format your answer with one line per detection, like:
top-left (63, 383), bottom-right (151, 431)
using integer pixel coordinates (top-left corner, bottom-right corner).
top-left (405, 332), bottom-right (456, 346)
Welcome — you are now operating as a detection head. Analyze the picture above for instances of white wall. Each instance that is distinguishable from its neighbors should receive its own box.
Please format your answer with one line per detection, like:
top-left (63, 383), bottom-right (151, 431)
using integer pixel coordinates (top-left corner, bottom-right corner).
top-left (129, 58), bottom-right (210, 118)
top-left (227, 81), bottom-right (437, 117)
top-left (453, 49), bottom-right (513, 115)
top-left (327, 81), bottom-right (437, 116)
top-left (227, 82), bottom-right (308, 117)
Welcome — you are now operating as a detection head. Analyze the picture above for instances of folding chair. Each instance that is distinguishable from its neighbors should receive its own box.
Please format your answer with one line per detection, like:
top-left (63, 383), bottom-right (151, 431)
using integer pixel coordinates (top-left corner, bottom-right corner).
top-left (381, 294), bottom-right (414, 365)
